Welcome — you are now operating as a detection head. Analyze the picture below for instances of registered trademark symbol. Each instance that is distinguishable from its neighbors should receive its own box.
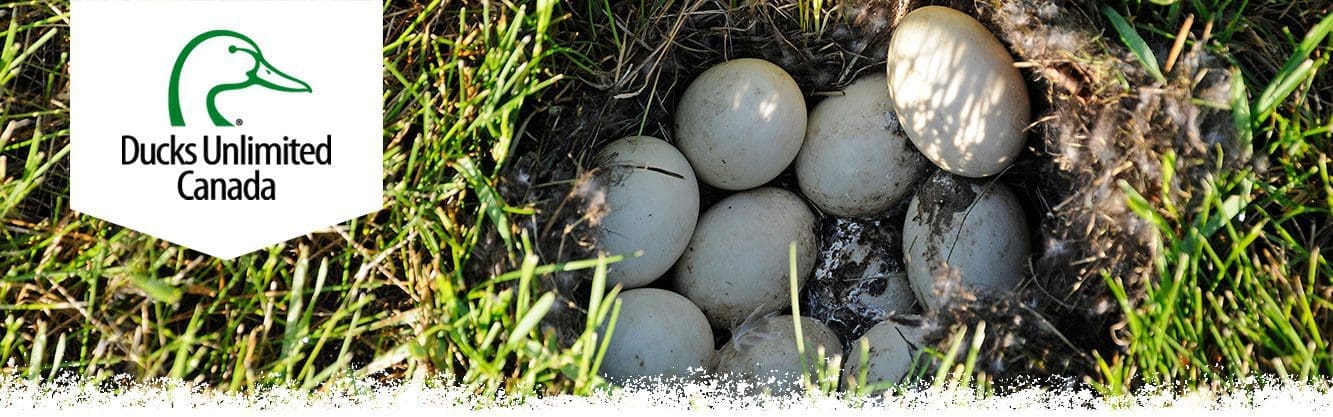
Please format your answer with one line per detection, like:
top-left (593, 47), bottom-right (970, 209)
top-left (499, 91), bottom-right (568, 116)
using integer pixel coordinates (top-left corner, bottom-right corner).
top-left (235, 119), bottom-right (244, 126)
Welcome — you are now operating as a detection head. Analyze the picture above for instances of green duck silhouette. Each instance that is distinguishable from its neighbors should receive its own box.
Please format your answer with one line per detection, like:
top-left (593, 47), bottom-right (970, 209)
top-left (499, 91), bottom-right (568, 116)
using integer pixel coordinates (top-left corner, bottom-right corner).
top-left (168, 30), bottom-right (311, 127)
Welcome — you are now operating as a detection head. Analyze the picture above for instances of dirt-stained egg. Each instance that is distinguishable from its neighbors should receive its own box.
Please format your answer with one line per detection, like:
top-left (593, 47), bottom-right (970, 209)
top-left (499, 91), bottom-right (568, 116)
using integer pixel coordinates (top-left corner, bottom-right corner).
top-left (806, 217), bottom-right (919, 335)
top-left (600, 288), bottom-right (714, 383)
top-left (715, 315), bottom-right (843, 395)
top-left (887, 6), bottom-right (1031, 178)
top-left (902, 173), bottom-right (1029, 311)
top-left (842, 318), bottom-right (928, 390)
top-left (675, 58), bottom-right (807, 190)
top-left (596, 136), bottom-right (700, 289)
top-left (796, 74), bottom-right (929, 217)
top-left (674, 187), bottom-right (818, 329)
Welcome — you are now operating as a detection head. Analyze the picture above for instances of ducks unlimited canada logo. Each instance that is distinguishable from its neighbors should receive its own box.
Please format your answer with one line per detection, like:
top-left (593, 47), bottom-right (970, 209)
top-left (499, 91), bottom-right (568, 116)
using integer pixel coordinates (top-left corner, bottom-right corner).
top-left (131, 29), bottom-right (325, 201)
top-left (168, 30), bottom-right (313, 127)
top-left (71, 0), bottom-right (382, 259)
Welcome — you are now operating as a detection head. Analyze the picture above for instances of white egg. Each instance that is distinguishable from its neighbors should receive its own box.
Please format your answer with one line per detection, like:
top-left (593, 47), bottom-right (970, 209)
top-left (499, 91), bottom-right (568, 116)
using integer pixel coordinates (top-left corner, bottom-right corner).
top-left (675, 58), bottom-right (807, 190)
top-left (715, 315), bottom-right (843, 395)
top-left (842, 318), bottom-right (928, 390)
top-left (674, 187), bottom-right (819, 329)
top-left (796, 74), bottom-right (929, 217)
top-left (887, 6), bottom-right (1031, 178)
top-left (902, 173), bottom-right (1030, 311)
top-left (596, 136), bottom-right (700, 289)
top-left (599, 288), bottom-right (714, 383)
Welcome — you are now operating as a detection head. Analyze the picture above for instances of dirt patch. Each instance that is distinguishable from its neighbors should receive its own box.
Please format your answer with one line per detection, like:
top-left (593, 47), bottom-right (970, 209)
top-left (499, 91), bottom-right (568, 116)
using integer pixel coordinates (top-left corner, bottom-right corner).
top-left (910, 172), bottom-right (981, 253)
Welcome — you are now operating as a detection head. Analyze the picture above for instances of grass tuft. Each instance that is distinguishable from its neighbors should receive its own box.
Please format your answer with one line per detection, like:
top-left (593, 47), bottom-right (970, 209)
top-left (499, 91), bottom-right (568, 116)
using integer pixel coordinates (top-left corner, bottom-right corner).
top-left (1099, 0), bottom-right (1333, 392)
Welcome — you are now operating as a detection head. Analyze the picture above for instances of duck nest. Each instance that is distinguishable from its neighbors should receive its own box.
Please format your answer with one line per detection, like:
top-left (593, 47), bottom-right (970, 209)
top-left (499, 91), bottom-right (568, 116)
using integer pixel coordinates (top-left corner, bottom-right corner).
top-left (467, 0), bottom-right (1245, 385)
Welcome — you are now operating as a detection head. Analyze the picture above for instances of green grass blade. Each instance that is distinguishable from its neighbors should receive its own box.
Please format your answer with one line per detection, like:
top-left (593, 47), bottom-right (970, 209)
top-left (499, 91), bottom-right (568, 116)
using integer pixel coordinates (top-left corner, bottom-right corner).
top-left (1102, 5), bottom-right (1167, 84)
top-left (507, 293), bottom-right (554, 349)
